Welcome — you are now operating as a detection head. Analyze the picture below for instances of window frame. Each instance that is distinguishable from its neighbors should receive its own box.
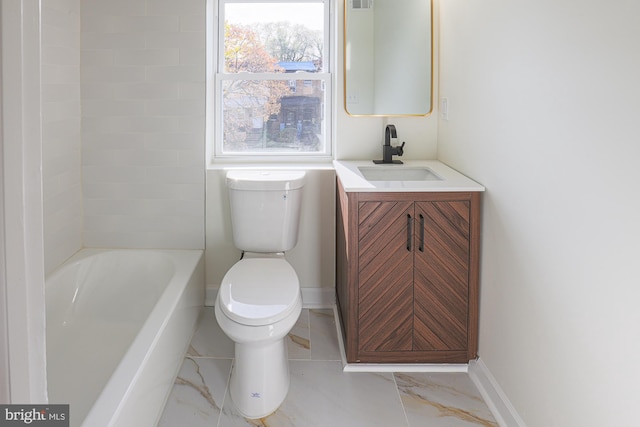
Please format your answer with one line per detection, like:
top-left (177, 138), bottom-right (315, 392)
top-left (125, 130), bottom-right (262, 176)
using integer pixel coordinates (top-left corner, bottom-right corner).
top-left (211, 0), bottom-right (333, 161)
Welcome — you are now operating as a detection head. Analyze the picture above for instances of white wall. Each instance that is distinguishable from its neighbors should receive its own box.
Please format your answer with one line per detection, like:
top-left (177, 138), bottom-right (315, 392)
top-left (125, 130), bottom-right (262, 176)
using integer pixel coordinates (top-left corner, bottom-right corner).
top-left (41, 0), bottom-right (82, 275)
top-left (80, 0), bottom-right (206, 249)
top-left (439, 1), bottom-right (640, 425)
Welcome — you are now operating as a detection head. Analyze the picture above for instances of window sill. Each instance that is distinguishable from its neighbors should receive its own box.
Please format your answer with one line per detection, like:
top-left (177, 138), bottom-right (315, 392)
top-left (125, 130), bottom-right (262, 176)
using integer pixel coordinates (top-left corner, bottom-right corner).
top-left (207, 158), bottom-right (335, 171)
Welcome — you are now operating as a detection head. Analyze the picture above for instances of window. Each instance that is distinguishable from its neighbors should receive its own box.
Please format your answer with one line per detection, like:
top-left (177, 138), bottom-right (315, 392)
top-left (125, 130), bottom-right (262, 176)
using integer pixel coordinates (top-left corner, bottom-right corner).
top-left (213, 0), bottom-right (332, 158)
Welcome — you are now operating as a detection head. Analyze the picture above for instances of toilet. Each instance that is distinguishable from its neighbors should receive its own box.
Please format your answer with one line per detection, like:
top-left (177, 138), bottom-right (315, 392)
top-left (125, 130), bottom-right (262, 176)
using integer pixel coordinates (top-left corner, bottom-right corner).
top-left (214, 170), bottom-right (305, 419)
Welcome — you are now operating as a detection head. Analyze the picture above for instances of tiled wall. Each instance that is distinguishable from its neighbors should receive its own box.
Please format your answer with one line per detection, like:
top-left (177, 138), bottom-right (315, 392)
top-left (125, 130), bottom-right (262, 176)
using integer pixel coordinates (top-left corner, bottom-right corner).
top-left (80, 0), bottom-right (206, 249)
top-left (42, 0), bottom-right (82, 274)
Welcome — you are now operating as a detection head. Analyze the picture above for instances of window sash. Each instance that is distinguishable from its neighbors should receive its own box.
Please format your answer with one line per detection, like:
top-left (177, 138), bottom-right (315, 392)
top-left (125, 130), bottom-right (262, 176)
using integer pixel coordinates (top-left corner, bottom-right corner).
top-left (213, 0), bottom-right (333, 159)
top-left (217, 0), bottom-right (331, 75)
top-left (214, 73), bottom-right (331, 157)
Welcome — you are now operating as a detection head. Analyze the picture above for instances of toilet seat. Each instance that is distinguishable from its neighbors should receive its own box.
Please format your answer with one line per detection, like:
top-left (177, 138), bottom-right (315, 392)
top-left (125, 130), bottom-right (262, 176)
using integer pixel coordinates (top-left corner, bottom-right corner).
top-left (218, 257), bottom-right (300, 326)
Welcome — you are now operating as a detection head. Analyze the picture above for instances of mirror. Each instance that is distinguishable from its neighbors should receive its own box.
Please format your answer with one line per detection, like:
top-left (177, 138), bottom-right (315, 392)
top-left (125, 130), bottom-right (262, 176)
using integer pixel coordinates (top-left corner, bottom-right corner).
top-left (344, 0), bottom-right (432, 116)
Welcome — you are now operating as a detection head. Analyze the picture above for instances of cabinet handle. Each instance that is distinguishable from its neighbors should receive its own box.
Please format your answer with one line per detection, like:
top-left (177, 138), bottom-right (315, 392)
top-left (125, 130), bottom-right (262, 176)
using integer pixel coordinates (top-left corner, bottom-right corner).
top-left (407, 214), bottom-right (413, 251)
top-left (419, 214), bottom-right (425, 252)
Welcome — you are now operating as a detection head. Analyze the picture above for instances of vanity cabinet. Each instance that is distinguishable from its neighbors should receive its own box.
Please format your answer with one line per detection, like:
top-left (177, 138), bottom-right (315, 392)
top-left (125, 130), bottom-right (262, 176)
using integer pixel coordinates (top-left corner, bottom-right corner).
top-left (336, 178), bottom-right (481, 363)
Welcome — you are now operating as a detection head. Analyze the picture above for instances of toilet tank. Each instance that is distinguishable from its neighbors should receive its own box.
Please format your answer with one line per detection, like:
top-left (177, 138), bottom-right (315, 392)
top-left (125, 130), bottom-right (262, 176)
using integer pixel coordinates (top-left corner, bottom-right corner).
top-left (226, 170), bottom-right (306, 253)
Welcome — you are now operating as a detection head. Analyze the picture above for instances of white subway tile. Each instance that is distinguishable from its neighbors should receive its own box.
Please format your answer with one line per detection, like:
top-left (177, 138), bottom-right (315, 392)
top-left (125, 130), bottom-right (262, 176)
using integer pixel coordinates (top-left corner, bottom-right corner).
top-left (145, 166), bottom-right (204, 184)
top-left (146, 0), bottom-right (204, 16)
top-left (42, 25), bottom-right (80, 49)
top-left (111, 82), bottom-right (179, 100)
top-left (145, 132), bottom-right (199, 150)
top-left (81, 65), bottom-right (146, 83)
top-left (115, 49), bottom-right (180, 66)
top-left (81, 32), bottom-right (146, 50)
top-left (45, 0), bottom-right (80, 14)
top-left (42, 45), bottom-right (79, 66)
top-left (81, 15), bottom-right (179, 33)
top-left (180, 15), bottom-right (205, 32)
top-left (146, 31), bottom-right (205, 49)
top-left (81, 0), bottom-right (145, 17)
top-left (43, 100), bottom-right (80, 123)
top-left (83, 229), bottom-right (203, 250)
top-left (78, 0), bottom-right (206, 250)
top-left (80, 83), bottom-right (116, 100)
top-left (42, 5), bottom-right (80, 30)
top-left (42, 118), bottom-right (81, 140)
top-left (84, 116), bottom-right (184, 133)
top-left (178, 82), bottom-right (205, 100)
top-left (43, 168), bottom-right (81, 197)
top-left (146, 65), bottom-right (204, 83)
top-left (81, 50), bottom-right (115, 66)
top-left (178, 146), bottom-right (206, 167)
top-left (145, 99), bottom-right (202, 116)
top-left (179, 48), bottom-right (205, 67)
top-left (81, 99), bottom-right (146, 117)
top-left (42, 64), bottom-right (80, 84)
top-left (84, 198), bottom-right (203, 217)
top-left (82, 165), bottom-right (147, 185)
top-left (81, 132), bottom-right (147, 150)
top-left (178, 116), bottom-right (206, 133)
top-left (43, 83), bottom-right (80, 102)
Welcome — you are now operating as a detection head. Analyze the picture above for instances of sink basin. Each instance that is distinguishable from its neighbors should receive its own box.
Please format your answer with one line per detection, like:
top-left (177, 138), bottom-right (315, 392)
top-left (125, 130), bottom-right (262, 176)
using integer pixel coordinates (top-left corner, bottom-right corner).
top-left (358, 166), bottom-right (443, 181)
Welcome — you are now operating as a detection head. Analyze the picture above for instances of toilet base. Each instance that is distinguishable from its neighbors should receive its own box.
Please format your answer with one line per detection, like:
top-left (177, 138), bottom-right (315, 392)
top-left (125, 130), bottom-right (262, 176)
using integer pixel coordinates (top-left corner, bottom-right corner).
top-left (230, 338), bottom-right (290, 419)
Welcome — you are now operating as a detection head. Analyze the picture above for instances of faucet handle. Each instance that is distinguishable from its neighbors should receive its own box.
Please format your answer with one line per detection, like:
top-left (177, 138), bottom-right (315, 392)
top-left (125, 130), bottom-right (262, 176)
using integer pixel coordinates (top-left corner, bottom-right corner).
top-left (396, 141), bottom-right (405, 156)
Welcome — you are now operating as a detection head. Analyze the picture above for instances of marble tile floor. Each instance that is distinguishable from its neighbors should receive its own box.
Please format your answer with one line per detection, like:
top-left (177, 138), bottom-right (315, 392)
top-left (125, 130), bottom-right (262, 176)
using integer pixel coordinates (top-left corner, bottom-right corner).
top-left (158, 308), bottom-right (498, 427)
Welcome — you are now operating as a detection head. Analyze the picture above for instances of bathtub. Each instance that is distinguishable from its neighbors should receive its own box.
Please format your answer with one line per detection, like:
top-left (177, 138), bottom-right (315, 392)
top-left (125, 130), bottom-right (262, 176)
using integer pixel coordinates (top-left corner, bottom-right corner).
top-left (46, 249), bottom-right (204, 427)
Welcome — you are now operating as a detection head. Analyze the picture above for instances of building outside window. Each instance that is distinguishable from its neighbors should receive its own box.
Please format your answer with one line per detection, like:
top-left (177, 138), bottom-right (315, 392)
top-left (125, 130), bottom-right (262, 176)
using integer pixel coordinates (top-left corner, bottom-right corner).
top-left (213, 0), bottom-right (332, 158)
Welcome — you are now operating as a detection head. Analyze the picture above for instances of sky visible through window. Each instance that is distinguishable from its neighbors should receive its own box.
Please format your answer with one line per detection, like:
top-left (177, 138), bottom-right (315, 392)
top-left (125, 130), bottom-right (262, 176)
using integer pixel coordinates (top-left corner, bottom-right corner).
top-left (225, 3), bottom-right (324, 31)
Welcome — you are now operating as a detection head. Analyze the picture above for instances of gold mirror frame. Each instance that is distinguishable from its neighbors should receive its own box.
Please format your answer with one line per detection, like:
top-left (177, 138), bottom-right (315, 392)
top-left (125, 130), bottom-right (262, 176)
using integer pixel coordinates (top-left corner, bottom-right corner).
top-left (343, 0), bottom-right (433, 117)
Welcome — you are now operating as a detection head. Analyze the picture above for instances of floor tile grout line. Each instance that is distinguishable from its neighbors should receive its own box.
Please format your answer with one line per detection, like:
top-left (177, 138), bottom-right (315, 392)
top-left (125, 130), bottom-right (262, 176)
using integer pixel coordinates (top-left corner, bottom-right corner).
top-left (305, 308), bottom-right (312, 358)
top-left (215, 359), bottom-right (234, 427)
top-left (392, 372), bottom-right (412, 427)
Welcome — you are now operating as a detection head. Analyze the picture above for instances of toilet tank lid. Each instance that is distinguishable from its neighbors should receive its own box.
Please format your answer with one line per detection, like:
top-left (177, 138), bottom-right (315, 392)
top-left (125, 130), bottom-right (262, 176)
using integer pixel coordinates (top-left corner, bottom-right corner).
top-left (226, 170), bottom-right (306, 191)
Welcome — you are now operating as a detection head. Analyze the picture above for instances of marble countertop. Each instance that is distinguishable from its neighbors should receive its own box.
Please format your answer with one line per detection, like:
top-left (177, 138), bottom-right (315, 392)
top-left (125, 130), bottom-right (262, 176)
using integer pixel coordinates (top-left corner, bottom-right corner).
top-left (333, 160), bottom-right (485, 192)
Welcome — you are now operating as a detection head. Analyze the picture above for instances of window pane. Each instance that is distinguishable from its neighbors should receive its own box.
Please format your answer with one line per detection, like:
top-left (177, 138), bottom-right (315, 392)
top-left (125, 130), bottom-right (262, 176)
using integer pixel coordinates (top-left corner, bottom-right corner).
top-left (224, 2), bottom-right (324, 73)
top-left (222, 79), bottom-right (326, 154)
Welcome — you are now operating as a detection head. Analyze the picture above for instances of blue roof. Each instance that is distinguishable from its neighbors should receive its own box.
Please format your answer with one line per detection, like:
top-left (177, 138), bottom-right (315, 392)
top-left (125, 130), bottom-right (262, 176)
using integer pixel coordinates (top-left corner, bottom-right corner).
top-left (277, 61), bottom-right (317, 72)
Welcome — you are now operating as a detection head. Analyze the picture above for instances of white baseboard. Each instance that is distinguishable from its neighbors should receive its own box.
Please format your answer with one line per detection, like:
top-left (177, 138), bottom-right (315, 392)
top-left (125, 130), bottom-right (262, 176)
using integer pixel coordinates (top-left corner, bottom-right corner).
top-left (468, 358), bottom-right (527, 427)
top-left (205, 285), bottom-right (335, 309)
top-left (343, 362), bottom-right (469, 373)
top-left (300, 287), bottom-right (335, 308)
top-left (205, 285), bottom-right (217, 307)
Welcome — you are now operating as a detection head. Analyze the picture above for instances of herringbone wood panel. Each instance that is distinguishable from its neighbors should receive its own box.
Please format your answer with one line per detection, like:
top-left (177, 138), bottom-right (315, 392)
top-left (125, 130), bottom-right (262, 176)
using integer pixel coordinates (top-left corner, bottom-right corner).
top-left (358, 201), bottom-right (414, 352)
top-left (414, 201), bottom-right (470, 351)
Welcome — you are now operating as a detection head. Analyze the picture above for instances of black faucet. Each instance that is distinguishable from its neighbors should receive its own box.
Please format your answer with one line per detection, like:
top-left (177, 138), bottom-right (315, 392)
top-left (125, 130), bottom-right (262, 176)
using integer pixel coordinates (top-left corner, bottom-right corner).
top-left (373, 124), bottom-right (405, 164)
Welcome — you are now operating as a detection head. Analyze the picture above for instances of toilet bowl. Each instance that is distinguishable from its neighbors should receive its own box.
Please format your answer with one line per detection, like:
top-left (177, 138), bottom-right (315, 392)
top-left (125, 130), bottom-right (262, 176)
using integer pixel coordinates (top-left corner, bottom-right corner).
top-left (215, 170), bottom-right (306, 419)
top-left (215, 255), bottom-right (302, 419)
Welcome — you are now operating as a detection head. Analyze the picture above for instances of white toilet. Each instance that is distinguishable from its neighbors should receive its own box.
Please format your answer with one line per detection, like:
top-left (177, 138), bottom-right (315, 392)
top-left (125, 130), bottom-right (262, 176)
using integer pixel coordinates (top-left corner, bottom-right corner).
top-left (215, 170), bottom-right (305, 419)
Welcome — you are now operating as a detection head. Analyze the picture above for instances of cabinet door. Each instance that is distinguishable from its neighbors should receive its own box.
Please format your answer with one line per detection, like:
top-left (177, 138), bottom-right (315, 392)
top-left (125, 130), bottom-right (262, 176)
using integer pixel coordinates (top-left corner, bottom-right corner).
top-left (358, 201), bottom-right (414, 352)
top-left (413, 201), bottom-right (470, 351)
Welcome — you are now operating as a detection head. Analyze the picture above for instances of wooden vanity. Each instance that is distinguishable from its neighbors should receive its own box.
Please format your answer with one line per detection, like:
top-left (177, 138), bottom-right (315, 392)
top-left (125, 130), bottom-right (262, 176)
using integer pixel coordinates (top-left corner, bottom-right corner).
top-left (334, 161), bottom-right (484, 364)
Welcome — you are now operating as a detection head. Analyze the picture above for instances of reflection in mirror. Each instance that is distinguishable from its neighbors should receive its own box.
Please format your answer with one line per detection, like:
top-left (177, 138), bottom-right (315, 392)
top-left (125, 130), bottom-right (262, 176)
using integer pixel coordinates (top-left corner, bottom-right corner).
top-left (344, 0), bottom-right (432, 116)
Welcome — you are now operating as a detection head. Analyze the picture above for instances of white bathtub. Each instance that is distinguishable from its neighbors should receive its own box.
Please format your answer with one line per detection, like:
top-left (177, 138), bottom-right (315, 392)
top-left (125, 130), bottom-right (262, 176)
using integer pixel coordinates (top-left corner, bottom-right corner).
top-left (46, 249), bottom-right (204, 427)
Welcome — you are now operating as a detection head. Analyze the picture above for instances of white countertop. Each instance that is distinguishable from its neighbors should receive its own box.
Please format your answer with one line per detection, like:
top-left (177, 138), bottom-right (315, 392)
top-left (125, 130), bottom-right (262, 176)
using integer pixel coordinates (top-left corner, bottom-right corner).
top-left (333, 160), bottom-right (485, 192)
